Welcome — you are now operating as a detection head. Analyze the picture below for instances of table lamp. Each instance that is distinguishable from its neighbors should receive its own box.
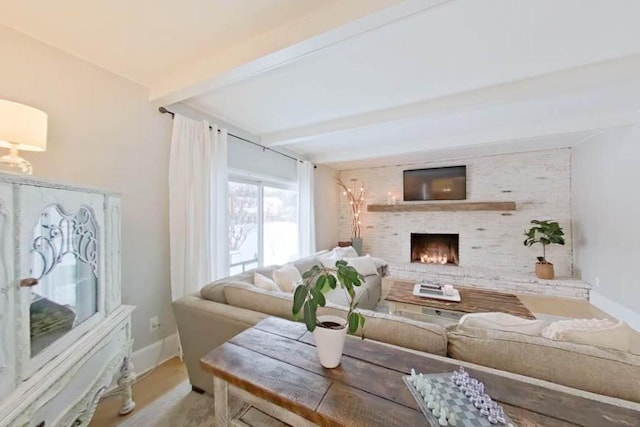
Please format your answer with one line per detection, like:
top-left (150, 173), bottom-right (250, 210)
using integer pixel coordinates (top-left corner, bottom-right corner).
top-left (0, 99), bottom-right (48, 175)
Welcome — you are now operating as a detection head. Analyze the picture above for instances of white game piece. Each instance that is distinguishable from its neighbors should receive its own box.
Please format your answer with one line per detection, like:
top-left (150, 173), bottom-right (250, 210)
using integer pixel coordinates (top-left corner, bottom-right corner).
top-left (447, 410), bottom-right (457, 426)
top-left (488, 408), bottom-right (499, 424)
top-left (427, 393), bottom-right (436, 409)
top-left (432, 399), bottom-right (441, 417)
top-left (425, 383), bottom-right (432, 394)
top-left (418, 382), bottom-right (426, 396)
top-left (438, 406), bottom-right (448, 426)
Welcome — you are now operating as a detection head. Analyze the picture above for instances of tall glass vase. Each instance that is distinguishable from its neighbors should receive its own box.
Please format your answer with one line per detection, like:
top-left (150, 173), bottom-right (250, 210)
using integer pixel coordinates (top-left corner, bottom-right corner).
top-left (351, 237), bottom-right (363, 255)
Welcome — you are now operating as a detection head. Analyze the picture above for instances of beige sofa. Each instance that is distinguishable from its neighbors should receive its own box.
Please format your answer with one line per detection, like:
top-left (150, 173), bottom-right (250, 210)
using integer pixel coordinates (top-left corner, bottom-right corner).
top-left (172, 254), bottom-right (640, 404)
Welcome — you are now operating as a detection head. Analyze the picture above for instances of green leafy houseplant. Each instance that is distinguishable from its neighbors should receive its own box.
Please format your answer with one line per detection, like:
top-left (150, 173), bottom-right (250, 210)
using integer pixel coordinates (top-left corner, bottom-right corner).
top-left (523, 220), bottom-right (566, 263)
top-left (292, 260), bottom-right (366, 336)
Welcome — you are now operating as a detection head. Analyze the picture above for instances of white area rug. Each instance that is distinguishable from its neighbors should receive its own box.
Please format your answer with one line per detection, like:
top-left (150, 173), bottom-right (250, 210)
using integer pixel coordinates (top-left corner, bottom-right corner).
top-left (118, 381), bottom-right (283, 427)
top-left (119, 382), bottom-right (216, 427)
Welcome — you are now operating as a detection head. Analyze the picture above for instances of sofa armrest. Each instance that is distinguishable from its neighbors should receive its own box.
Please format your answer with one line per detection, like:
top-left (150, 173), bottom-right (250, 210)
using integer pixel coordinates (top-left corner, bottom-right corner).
top-left (171, 294), bottom-right (268, 394)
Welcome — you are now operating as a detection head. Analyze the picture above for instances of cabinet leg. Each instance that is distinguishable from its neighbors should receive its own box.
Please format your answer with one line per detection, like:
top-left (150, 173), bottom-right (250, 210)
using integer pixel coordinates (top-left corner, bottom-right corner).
top-left (117, 356), bottom-right (137, 415)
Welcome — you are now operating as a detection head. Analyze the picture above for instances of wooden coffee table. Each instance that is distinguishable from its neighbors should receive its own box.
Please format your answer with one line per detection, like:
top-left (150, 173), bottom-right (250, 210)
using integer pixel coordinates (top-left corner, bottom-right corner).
top-left (200, 317), bottom-right (639, 426)
top-left (385, 279), bottom-right (536, 320)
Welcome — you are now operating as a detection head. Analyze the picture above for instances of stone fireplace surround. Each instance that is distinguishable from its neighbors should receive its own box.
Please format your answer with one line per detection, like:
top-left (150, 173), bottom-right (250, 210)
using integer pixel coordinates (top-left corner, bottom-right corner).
top-left (338, 149), bottom-right (590, 300)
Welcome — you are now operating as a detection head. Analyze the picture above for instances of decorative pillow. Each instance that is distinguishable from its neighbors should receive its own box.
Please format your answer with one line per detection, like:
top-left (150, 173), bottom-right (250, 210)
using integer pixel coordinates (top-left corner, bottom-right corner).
top-left (272, 264), bottom-right (302, 293)
top-left (253, 272), bottom-right (281, 292)
top-left (542, 319), bottom-right (640, 354)
top-left (368, 255), bottom-right (387, 270)
top-left (333, 246), bottom-right (359, 258)
top-left (459, 312), bottom-right (547, 336)
top-left (318, 251), bottom-right (341, 269)
top-left (343, 255), bottom-right (379, 276)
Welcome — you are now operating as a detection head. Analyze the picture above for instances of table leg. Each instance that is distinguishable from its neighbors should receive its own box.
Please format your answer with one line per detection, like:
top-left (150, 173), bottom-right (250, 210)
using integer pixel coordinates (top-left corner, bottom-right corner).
top-left (214, 377), bottom-right (229, 426)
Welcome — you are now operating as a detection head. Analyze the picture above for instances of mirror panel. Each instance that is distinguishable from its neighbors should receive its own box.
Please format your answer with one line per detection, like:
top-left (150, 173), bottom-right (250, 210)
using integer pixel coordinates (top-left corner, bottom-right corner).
top-left (29, 205), bottom-right (99, 356)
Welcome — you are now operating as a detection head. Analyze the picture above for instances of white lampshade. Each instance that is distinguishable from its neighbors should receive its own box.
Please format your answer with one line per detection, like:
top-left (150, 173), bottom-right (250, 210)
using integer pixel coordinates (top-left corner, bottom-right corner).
top-left (0, 99), bottom-right (48, 151)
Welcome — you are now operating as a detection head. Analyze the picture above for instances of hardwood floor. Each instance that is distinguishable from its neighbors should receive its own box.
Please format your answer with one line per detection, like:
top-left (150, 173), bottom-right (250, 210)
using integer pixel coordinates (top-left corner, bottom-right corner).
top-left (89, 357), bottom-right (188, 427)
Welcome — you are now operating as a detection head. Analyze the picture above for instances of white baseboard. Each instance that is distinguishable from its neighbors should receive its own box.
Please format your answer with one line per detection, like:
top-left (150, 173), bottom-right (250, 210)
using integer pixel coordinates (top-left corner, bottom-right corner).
top-left (104, 333), bottom-right (180, 395)
top-left (590, 291), bottom-right (640, 331)
top-left (132, 333), bottom-right (181, 376)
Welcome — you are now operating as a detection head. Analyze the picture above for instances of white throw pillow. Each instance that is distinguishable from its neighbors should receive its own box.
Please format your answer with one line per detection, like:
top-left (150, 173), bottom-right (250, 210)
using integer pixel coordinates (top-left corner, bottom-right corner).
top-left (253, 272), bottom-right (281, 292)
top-left (318, 251), bottom-right (341, 269)
top-left (343, 255), bottom-right (379, 276)
top-left (272, 264), bottom-right (302, 293)
top-left (459, 312), bottom-right (546, 336)
top-left (333, 246), bottom-right (359, 258)
top-left (368, 255), bottom-right (387, 270)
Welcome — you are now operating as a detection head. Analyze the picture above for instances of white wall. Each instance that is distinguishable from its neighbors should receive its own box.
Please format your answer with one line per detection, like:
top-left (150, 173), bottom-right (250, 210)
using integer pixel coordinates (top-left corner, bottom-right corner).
top-left (0, 25), bottom-right (175, 352)
top-left (338, 149), bottom-right (574, 276)
top-left (572, 126), bottom-right (640, 326)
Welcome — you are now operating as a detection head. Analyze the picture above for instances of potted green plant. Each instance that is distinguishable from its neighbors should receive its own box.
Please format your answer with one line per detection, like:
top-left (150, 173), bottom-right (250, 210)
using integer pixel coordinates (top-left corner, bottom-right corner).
top-left (292, 260), bottom-right (366, 368)
top-left (523, 220), bottom-right (565, 280)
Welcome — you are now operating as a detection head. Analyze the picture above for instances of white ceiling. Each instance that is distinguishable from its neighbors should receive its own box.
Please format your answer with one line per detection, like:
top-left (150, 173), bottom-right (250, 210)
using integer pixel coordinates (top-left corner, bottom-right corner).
top-left (0, 0), bottom-right (337, 87)
top-left (2, 0), bottom-right (640, 168)
top-left (184, 0), bottom-right (640, 168)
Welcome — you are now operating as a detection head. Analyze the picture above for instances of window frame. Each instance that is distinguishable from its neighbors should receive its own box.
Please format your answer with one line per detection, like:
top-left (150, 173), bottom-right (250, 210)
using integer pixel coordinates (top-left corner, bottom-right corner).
top-left (228, 169), bottom-right (298, 271)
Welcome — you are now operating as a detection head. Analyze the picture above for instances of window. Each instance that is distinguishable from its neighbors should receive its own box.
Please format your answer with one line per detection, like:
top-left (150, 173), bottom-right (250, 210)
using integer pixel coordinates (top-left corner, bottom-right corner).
top-left (228, 177), bottom-right (298, 274)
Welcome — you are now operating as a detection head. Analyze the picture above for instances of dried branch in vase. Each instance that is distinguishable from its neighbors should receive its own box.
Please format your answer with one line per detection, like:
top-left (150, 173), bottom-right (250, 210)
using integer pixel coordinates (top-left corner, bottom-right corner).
top-left (337, 177), bottom-right (365, 238)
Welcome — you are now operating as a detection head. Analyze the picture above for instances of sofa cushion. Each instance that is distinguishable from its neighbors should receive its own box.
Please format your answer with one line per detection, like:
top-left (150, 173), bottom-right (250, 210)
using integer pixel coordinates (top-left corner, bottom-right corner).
top-left (272, 264), bottom-right (302, 293)
top-left (333, 246), bottom-right (359, 258)
top-left (324, 274), bottom-right (380, 311)
top-left (201, 280), bottom-right (255, 303)
top-left (542, 319), bottom-right (640, 355)
top-left (223, 285), bottom-right (447, 356)
top-left (447, 326), bottom-right (640, 402)
top-left (318, 251), bottom-right (341, 268)
top-left (292, 256), bottom-right (322, 275)
top-left (320, 304), bottom-right (448, 356)
top-left (254, 272), bottom-right (281, 292)
top-left (343, 255), bottom-right (379, 276)
top-left (459, 312), bottom-right (547, 336)
top-left (199, 265), bottom-right (275, 303)
top-left (224, 285), bottom-right (296, 320)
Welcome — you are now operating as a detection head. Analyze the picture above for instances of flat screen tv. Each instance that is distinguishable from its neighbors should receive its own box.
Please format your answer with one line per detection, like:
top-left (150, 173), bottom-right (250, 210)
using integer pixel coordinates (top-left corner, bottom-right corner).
top-left (403, 166), bottom-right (466, 201)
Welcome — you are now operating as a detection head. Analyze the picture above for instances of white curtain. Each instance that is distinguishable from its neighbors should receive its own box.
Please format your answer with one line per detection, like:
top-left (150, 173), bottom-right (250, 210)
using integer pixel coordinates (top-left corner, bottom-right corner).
top-left (169, 114), bottom-right (229, 302)
top-left (297, 160), bottom-right (316, 257)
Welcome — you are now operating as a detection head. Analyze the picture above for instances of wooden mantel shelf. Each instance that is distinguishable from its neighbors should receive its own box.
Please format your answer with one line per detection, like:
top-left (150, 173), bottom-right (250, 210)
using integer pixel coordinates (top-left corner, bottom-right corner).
top-left (367, 201), bottom-right (516, 212)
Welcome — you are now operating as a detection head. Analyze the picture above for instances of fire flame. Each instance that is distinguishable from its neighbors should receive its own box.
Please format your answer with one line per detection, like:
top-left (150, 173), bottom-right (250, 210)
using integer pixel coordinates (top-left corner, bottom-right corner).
top-left (420, 253), bottom-right (449, 265)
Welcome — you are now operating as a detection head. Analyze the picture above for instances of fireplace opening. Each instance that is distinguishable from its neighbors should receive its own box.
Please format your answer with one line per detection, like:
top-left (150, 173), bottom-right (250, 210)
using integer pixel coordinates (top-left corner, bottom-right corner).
top-left (411, 233), bottom-right (459, 266)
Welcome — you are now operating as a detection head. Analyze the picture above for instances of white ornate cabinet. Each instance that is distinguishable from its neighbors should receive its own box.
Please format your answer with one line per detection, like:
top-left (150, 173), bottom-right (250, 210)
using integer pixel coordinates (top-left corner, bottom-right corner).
top-left (0, 173), bottom-right (135, 427)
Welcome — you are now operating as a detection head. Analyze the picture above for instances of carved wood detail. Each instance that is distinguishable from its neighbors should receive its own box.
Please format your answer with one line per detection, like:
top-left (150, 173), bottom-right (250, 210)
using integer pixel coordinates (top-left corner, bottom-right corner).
top-left (0, 174), bottom-right (131, 427)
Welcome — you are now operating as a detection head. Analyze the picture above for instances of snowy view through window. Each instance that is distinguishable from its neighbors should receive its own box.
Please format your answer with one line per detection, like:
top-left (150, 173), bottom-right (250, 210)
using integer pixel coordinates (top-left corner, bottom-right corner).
top-left (229, 180), bottom-right (298, 274)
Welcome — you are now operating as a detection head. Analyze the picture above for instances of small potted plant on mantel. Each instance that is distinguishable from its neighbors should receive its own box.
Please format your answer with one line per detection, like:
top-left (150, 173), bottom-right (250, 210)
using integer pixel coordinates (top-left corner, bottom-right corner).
top-left (292, 261), bottom-right (366, 368)
top-left (523, 219), bottom-right (566, 280)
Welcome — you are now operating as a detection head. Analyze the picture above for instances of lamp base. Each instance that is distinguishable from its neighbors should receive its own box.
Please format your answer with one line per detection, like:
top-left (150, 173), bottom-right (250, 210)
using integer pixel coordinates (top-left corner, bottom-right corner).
top-left (0, 147), bottom-right (33, 175)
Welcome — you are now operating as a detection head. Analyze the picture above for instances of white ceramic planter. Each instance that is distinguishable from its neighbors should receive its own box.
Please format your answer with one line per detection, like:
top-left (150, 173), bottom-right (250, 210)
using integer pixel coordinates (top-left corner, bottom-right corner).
top-left (313, 315), bottom-right (348, 368)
